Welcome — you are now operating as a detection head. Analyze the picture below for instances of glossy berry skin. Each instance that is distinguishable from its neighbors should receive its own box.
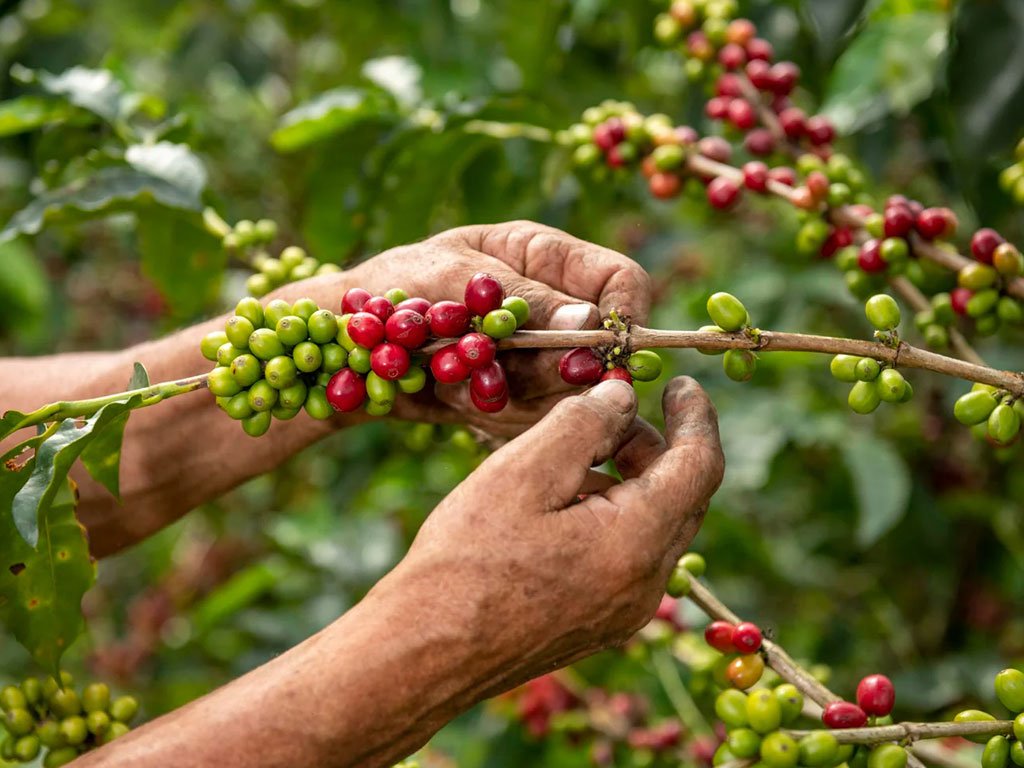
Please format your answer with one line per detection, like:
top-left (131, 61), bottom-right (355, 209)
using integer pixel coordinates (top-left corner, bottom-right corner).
top-left (728, 99), bottom-right (757, 130)
top-left (347, 312), bottom-right (386, 348)
top-left (865, 294), bottom-right (901, 330)
top-left (745, 129), bottom-right (775, 157)
top-left (326, 369), bottom-right (366, 412)
top-left (471, 385), bottom-right (509, 413)
top-left (706, 96), bottom-right (731, 120)
top-left (370, 343), bottom-right (411, 381)
top-left (465, 272), bottom-right (505, 316)
top-left (916, 207), bottom-right (957, 240)
top-left (805, 115), bottom-right (836, 145)
top-left (426, 301), bottom-right (472, 337)
top-left (704, 620), bottom-right (736, 652)
top-left (822, 701), bottom-right (868, 729)
top-left (362, 296), bottom-right (395, 322)
top-left (456, 332), bottom-right (497, 369)
top-left (858, 240), bottom-right (887, 273)
top-left (856, 674), bottom-right (895, 717)
top-left (341, 287), bottom-right (372, 314)
top-left (602, 367), bottom-right (633, 383)
top-left (778, 107), bottom-right (806, 139)
top-left (768, 166), bottom-right (797, 187)
top-left (431, 344), bottom-right (471, 384)
top-left (732, 622), bottom-right (763, 653)
top-left (707, 292), bottom-right (748, 332)
top-left (727, 654), bottom-right (765, 690)
top-left (743, 161), bottom-right (769, 192)
top-left (746, 37), bottom-right (774, 61)
top-left (470, 361), bottom-right (508, 401)
top-left (482, 308), bottom-right (518, 339)
top-left (396, 297), bottom-right (432, 315)
top-left (971, 228), bottom-right (1005, 264)
top-left (708, 177), bottom-right (742, 209)
top-left (385, 309), bottom-right (429, 349)
top-left (950, 287), bottom-right (974, 316)
top-left (650, 172), bottom-right (682, 199)
top-left (883, 205), bottom-right (914, 238)
top-left (559, 348), bottom-right (604, 385)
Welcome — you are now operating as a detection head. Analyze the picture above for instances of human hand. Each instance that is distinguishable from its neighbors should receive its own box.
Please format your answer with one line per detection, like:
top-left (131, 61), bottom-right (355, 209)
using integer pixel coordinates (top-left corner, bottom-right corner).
top-left (346, 220), bottom-right (651, 437)
top-left (383, 375), bottom-right (723, 699)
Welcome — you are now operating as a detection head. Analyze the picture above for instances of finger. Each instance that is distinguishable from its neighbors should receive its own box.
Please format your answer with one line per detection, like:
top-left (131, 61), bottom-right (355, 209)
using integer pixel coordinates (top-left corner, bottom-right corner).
top-left (470, 379), bottom-right (638, 513)
top-left (451, 220), bottom-right (652, 324)
top-left (580, 470), bottom-right (619, 494)
top-left (612, 418), bottom-right (667, 480)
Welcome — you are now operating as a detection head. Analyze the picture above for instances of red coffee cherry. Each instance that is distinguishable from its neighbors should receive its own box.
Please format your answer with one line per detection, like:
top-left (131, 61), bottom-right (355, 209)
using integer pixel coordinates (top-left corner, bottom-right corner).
top-left (820, 227), bottom-right (853, 259)
top-left (805, 115), bottom-right (836, 145)
top-left (883, 205), bottom-right (914, 238)
top-left (426, 300), bottom-right (472, 337)
top-left (822, 701), bottom-right (868, 729)
top-left (768, 166), bottom-right (797, 186)
top-left (675, 125), bottom-right (700, 145)
top-left (593, 120), bottom-right (622, 151)
top-left (601, 367), bottom-right (633, 383)
top-left (746, 37), bottom-right (774, 62)
top-left (716, 73), bottom-right (743, 97)
top-left (362, 296), bottom-right (395, 322)
top-left (806, 171), bottom-right (830, 201)
top-left (347, 312), bottom-right (386, 348)
top-left (465, 273), bottom-right (505, 316)
top-left (708, 177), bottom-right (742, 210)
top-left (856, 674), bottom-right (895, 717)
top-left (778, 107), bottom-right (806, 139)
top-left (384, 309), bottom-right (429, 349)
top-left (396, 297), bottom-right (432, 315)
top-left (728, 100), bottom-right (757, 131)
top-left (858, 239), bottom-right (887, 273)
top-left (971, 228), bottom-right (1005, 265)
top-left (951, 286), bottom-right (974, 316)
top-left (742, 161), bottom-right (769, 192)
top-left (745, 59), bottom-right (774, 90)
top-left (341, 287), bottom-right (372, 314)
top-left (370, 342), bottom-right (411, 381)
top-left (430, 344), bottom-right (471, 384)
top-left (697, 136), bottom-right (732, 163)
top-left (731, 622), bottom-right (763, 653)
top-left (607, 144), bottom-right (630, 168)
top-left (326, 369), bottom-right (366, 412)
top-left (470, 361), bottom-right (509, 409)
top-left (726, 18), bottom-right (757, 46)
top-left (706, 96), bottom-right (731, 120)
top-left (769, 61), bottom-right (800, 94)
top-left (703, 620), bottom-right (736, 653)
top-left (790, 186), bottom-right (817, 210)
top-left (718, 43), bottom-right (747, 70)
top-left (744, 128), bottom-right (775, 157)
top-left (471, 385), bottom-right (509, 413)
top-left (456, 332), bottom-right (498, 369)
top-left (559, 348), bottom-right (604, 385)
top-left (915, 207), bottom-right (957, 240)
top-left (650, 172), bottom-right (682, 199)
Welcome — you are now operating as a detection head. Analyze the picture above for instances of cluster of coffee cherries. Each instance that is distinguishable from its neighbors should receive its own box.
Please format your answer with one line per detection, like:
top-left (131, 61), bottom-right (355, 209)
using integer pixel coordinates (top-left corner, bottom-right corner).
top-left (244, 245), bottom-right (341, 298)
top-left (558, 342), bottom-right (663, 388)
top-left (696, 292), bottom-right (758, 382)
top-left (0, 673), bottom-right (137, 766)
top-left (999, 138), bottom-right (1024, 207)
top-left (954, 384), bottom-right (1024, 447)
top-left (956, 667), bottom-right (1024, 768)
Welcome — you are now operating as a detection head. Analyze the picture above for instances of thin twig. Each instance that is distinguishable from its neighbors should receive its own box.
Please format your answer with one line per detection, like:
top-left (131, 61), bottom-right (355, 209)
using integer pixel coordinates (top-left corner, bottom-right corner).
top-left (785, 719), bottom-right (1013, 745)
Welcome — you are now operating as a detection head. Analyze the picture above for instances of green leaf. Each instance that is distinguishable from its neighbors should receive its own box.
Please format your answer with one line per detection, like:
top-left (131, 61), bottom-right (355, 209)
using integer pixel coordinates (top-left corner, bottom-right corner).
top-left (0, 411), bottom-right (29, 442)
top-left (820, 12), bottom-right (949, 133)
top-left (0, 472), bottom-right (95, 675)
top-left (271, 88), bottom-right (395, 153)
top-left (17, 65), bottom-right (127, 125)
top-left (125, 142), bottom-right (207, 202)
top-left (0, 239), bottom-right (50, 338)
top-left (0, 96), bottom-right (74, 138)
top-left (1, 166), bottom-right (206, 242)
top-left (12, 402), bottom-right (136, 546)
top-left (127, 362), bottom-right (150, 390)
top-left (839, 431), bottom-right (911, 546)
top-left (800, 0), bottom-right (869, 60)
top-left (361, 56), bottom-right (422, 108)
top-left (79, 410), bottom-right (131, 501)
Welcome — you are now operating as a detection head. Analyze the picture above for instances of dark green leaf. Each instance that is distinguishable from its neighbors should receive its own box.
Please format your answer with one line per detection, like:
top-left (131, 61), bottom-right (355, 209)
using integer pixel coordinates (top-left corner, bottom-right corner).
top-left (820, 13), bottom-right (948, 133)
top-left (0, 411), bottom-right (30, 442)
top-left (79, 409), bottom-right (131, 501)
top-left (839, 431), bottom-right (911, 546)
top-left (271, 88), bottom-right (396, 153)
top-left (125, 142), bottom-right (207, 202)
top-left (0, 96), bottom-right (74, 138)
top-left (127, 362), bottom-right (150, 390)
top-left (800, 0), bottom-right (868, 60)
top-left (0, 472), bottom-right (95, 675)
top-left (0, 239), bottom-right (52, 338)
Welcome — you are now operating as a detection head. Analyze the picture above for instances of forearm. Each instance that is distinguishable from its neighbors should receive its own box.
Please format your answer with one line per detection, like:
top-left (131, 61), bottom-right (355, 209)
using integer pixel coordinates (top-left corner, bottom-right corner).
top-left (74, 563), bottom-right (486, 768)
top-left (0, 272), bottom-right (368, 557)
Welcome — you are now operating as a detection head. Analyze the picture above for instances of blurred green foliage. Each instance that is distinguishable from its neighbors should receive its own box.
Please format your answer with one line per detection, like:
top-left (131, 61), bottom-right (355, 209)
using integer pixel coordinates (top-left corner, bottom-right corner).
top-left (0, 0), bottom-right (1022, 764)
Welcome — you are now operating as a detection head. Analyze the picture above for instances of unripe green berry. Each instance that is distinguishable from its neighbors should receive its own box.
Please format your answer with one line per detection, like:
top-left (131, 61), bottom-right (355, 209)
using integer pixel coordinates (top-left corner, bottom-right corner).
top-left (796, 220), bottom-right (830, 255)
top-left (848, 380), bottom-right (881, 414)
top-left (931, 292), bottom-right (955, 324)
top-left (224, 392), bottom-right (254, 420)
top-left (855, 358), bottom-right (881, 381)
top-left (260, 258), bottom-right (287, 284)
top-left (696, 325), bottom-right (727, 355)
top-left (216, 342), bottom-right (247, 367)
top-left (347, 346), bottom-right (372, 374)
top-left (225, 315), bottom-right (255, 348)
top-left (727, 729), bottom-right (761, 759)
top-left (200, 331), bottom-right (229, 361)
top-left (254, 218), bottom-right (277, 242)
top-left (796, 153), bottom-right (825, 175)
top-left (59, 715), bottom-right (87, 745)
top-left (0, 686), bottom-right (26, 712)
top-left (723, 349), bottom-right (757, 382)
top-left (272, 405), bottom-right (301, 421)
top-left (19, 678), bottom-right (40, 706)
top-left (13, 733), bottom-right (39, 761)
top-left (397, 366), bottom-right (427, 394)
top-left (293, 341), bottom-right (323, 373)
top-left (954, 390), bottom-right (998, 425)
top-left (384, 288), bottom-right (408, 305)
top-left (967, 288), bottom-right (1000, 318)
top-left (278, 381), bottom-right (308, 411)
top-left (1014, 712), bottom-right (1024, 740)
top-left (665, 564), bottom-right (691, 597)
top-left (291, 298), bottom-right (319, 321)
top-left (35, 720), bottom-right (61, 748)
top-left (248, 328), bottom-right (286, 360)
top-left (845, 270), bottom-right (877, 300)
top-left (247, 380), bottom-right (278, 412)
top-left (1012, 740), bottom-right (1024, 768)
top-left (501, 296), bottom-right (530, 328)
top-left (279, 245), bottom-right (306, 270)
top-left (864, 294), bottom-right (901, 330)
top-left (304, 386), bottom-right (332, 420)
top-left (899, 380), bottom-right (915, 403)
top-left (714, 689), bottom-right (749, 728)
top-left (975, 313), bottom-right (1001, 336)
top-left (319, 343), bottom-right (346, 374)
top-left (275, 316), bottom-right (308, 347)
top-left (760, 731), bottom-right (798, 768)
top-left (289, 263), bottom-right (316, 281)
top-left (983, 736), bottom-right (1010, 768)
top-left (230, 354), bottom-right (262, 387)
top-left (923, 324), bottom-right (949, 349)
top-left (627, 350), bottom-right (663, 382)
top-left (366, 372), bottom-right (397, 407)
top-left (263, 299), bottom-right (293, 330)
top-left (876, 368), bottom-right (906, 403)
top-left (867, 744), bottom-right (906, 768)
top-left (317, 263), bottom-right (341, 275)
top-left (995, 668), bottom-right (1024, 713)
top-left (959, 263), bottom-right (998, 290)
top-left (836, 246), bottom-right (861, 272)
top-left (774, 684), bottom-right (803, 724)
top-left (43, 746), bottom-right (80, 767)
top-left (864, 213), bottom-right (885, 238)
top-left (264, 356), bottom-right (298, 389)
top-left (365, 400), bottom-right (393, 417)
top-left (307, 310), bottom-right (339, 344)
top-left (988, 403), bottom-right (1021, 445)
top-left (482, 309), bottom-right (517, 339)
top-left (827, 183), bottom-right (852, 207)
top-left (573, 143), bottom-right (601, 168)
top-left (234, 297), bottom-right (264, 328)
top-left (100, 721), bottom-right (130, 744)
top-left (208, 366), bottom-right (242, 397)
top-left (879, 238), bottom-right (908, 264)
top-left (336, 314), bottom-right (357, 351)
top-left (830, 354), bottom-right (861, 383)
top-left (3, 708), bottom-right (33, 736)
top-left (707, 292), bottom-right (748, 332)
top-left (678, 552), bottom-right (706, 577)
top-left (745, 688), bottom-right (782, 734)
top-left (652, 144), bottom-right (686, 171)
top-left (998, 297), bottom-right (1023, 324)
top-left (246, 273), bottom-right (272, 297)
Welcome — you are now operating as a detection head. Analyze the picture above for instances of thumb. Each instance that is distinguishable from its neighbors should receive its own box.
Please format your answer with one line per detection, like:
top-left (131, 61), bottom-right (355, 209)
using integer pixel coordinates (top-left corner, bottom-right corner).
top-left (478, 379), bottom-right (638, 512)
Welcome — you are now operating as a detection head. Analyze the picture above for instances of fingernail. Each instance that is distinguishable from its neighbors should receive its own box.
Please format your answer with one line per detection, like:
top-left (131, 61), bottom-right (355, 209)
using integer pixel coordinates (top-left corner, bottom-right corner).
top-left (588, 379), bottom-right (636, 411)
top-left (550, 303), bottom-right (594, 330)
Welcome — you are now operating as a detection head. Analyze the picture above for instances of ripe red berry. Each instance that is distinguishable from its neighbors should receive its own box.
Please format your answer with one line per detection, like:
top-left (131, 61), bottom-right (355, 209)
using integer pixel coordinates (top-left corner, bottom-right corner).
top-left (607, 144), bottom-right (630, 168)
top-left (706, 96), bottom-right (731, 120)
top-left (742, 161), bottom-right (769, 192)
top-left (326, 369), bottom-right (366, 412)
top-left (426, 300), bottom-right (472, 337)
top-left (791, 186), bottom-right (817, 210)
top-left (707, 177), bottom-right (742, 209)
top-left (856, 674), bottom-right (895, 717)
top-left (951, 286), bottom-right (974, 316)
top-left (465, 274), bottom-right (505, 316)
top-left (883, 205), bottom-right (914, 238)
top-left (858, 239), bottom-right (887, 273)
top-left (455, 332), bottom-right (497, 369)
top-left (768, 166), bottom-right (797, 186)
top-left (744, 128), bottom-right (775, 156)
top-left (745, 59), bottom-right (774, 90)
top-left (806, 171), bottom-right (830, 201)
top-left (716, 73), bottom-right (743, 97)
top-left (820, 227), bottom-right (854, 258)
top-left (769, 61), bottom-right (800, 94)
top-left (471, 386), bottom-right (509, 413)
top-left (675, 125), bottom-right (699, 145)
top-left (885, 194), bottom-right (910, 209)
top-left (971, 228), bottom-right (1005, 264)
top-left (686, 31), bottom-right (714, 60)
top-left (703, 620), bottom-right (736, 653)
top-left (370, 342), bottom-right (410, 381)
top-left (915, 207), bottom-right (957, 240)
top-left (726, 18), bottom-right (757, 46)
top-left (362, 295), bottom-right (395, 322)
top-left (822, 702), bottom-right (868, 729)
top-left (347, 312), bottom-right (386, 348)
top-left (650, 172), bottom-right (682, 199)
top-left (601, 367), bottom-right (633, 383)
top-left (594, 119), bottom-right (624, 151)
top-left (385, 309), bottom-right (429, 349)
top-left (698, 136), bottom-right (732, 163)
top-left (430, 344), bottom-right (471, 384)
top-left (732, 622), bottom-right (763, 653)
top-left (778, 107), bottom-right (806, 139)
top-left (718, 43), bottom-right (747, 70)
top-left (728, 99), bottom-right (757, 131)
top-left (805, 115), bottom-right (836, 145)
top-left (470, 361), bottom-right (508, 403)
top-left (559, 348), bottom-right (604, 385)
top-left (396, 297), bottom-right (432, 315)
top-left (341, 287), bottom-right (371, 315)
top-left (746, 37), bottom-right (774, 62)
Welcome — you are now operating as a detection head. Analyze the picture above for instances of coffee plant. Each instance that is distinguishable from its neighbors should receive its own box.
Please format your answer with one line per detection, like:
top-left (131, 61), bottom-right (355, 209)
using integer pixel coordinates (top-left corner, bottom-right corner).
top-left (0, 1), bottom-right (1022, 766)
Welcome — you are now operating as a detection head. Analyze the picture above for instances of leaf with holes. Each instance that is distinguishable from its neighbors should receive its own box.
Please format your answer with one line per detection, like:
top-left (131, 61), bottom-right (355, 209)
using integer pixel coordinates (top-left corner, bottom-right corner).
top-left (0, 470), bottom-right (94, 676)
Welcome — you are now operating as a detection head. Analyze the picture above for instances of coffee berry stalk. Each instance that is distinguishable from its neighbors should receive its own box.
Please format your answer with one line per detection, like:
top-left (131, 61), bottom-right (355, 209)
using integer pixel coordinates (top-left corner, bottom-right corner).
top-left (0, 672), bottom-right (138, 767)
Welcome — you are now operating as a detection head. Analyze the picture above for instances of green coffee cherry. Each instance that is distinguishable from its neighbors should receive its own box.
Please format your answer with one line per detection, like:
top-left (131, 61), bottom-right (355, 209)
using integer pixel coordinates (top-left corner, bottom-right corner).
top-left (336, 315), bottom-right (357, 351)
top-left (713, 743), bottom-right (737, 767)
top-left (976, 313), bottom-right (1002, 336)
top-left (278, 381), bottom-right (308, 411)
top-left (830, 354), bottom-right (861, 383)
top-left (291, 298), bottom-right (319, 321)
top-left (989, 404), bottom-right (1021, 445)
top-left (305, 386), bottom-right (332, 420)
top-left (225, 315), bottom-right (255, 348)
top-left (697, 325), bottom-right (727, 355)
top-left (652, 144), bottom-right (685, 171)
top-left (723, 349), bottom-right (757, 382)
top-left (855, 358), bottom-right (881, 382)
top-left (849, 380), bottom-right (881, 414)
top-left (348, 346), bottom-right (372, 374)
top-left (87, 709), bottom-right (111, 736)
top-left (865, 294), bottom-right (901, 331)
top-left (365, 400), bottom-right (393, 417)
top-left (627, 350), bottom-right (663, 382)
top-left (959, 263), bottom-right (998, 290)
top-left (3, 708), bottom-right (33, 736)
top-left (501, 296), bottom-right (530, 328)
top-left (760, 731), bottom-right (798, 768)
top-left (727, 729), bottom-right (761, 759)
top-left (275, 316), bottom-right (307, 347)
top-left (867, 744), bottom-right (907, 768)
top-left (366, 372), bottom-right (397, 407)
top-left (714, 689), bottom-right (749, 728)
top-left (482, 309), bottom-right (517, 339)
top-left (983, 736), bottom-right (1010, 768)
top-left (35, 720), bottom-right (61, 748)
top-left (13, 733), bottom-right (39, 761)
top-left (261, 258), bottom-right (287, 284)
top-left (58, 715), bottom-right (87, 745)
top-left (200, 331), bottom-right (229, 361)
top-left (665, 565), bottom-right (691, 597)
top-left (293, 341), bottom-right (324, 373)
top-left (774, 684), bottom-right (803, 724)
top-left (827, 183), bottom-right (852, 207)
top-left (234, 298), bottom-right (265, 331)
top-left (231, 354), bottom-right (262, 387)
top-left (224, 392), bottom-right (254, 420)
top-left (879, 238), bottom-right (908, 264)
top-left (265, 356), bottom-right (299, 389)
top-left (279, 246), bottom-right (306, 270)
top-left (954, 709), bottom-right (997, 744)
top-left (924, 324), bottom-right (949, 349)
top-left (100, 721), bottom-right (130, 744)
top-left (931, 292), bottom-right (955, 324)
top-left (44, 746), bottom-right (80, 767)
top-left (1013, 741), bottom-right (1024, 768)
top-left (246, 273), bottom-right (271, 297)
top-left (385, 288), bottom-right (408, 305)
top-left (998, 297), bottom-right (1023, 324)
top-left (307, 310), bottom-right (339, 344)
top-left (745, 689), bottom-right (782, 734)
top-left (798, 732), bottom-right (839, 768)
top-left (264, 299), bottom-right (293, 330)
top-left (0, 686), bottom-right (26, 712)
top-left (398, 366), bottom-right (427, 394)
top-left (243, 410), bottom-right (272, 438)
top-left (836, 246), bottom-right (861, 272)
top-left (845, 270), bottom-right (877, 300)
top-left (208, 366), bottom-right (242, 397)
top-left (968, 289), bottom-right (1000, 318)
top-left (1015, 712), bottom-right (1024, 740)
top-left (954, 390), bottom-right (998, 425)
top-left (876, 368), bottom-right (907, 403)
top-left (707, 292), bottom-right (748, 332)
top-left (216, 342), bottom-right (247, 367)
top-left (248, 380), bottom-right (278, 412)
top-left (249, 328), bottom-right (286, 360)
top-left (679, 552), bottom-right (706, 577)
top-left (573, 143), bottom-right (601, 168)
top-left (272, 405), bottom-right (301, 420)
